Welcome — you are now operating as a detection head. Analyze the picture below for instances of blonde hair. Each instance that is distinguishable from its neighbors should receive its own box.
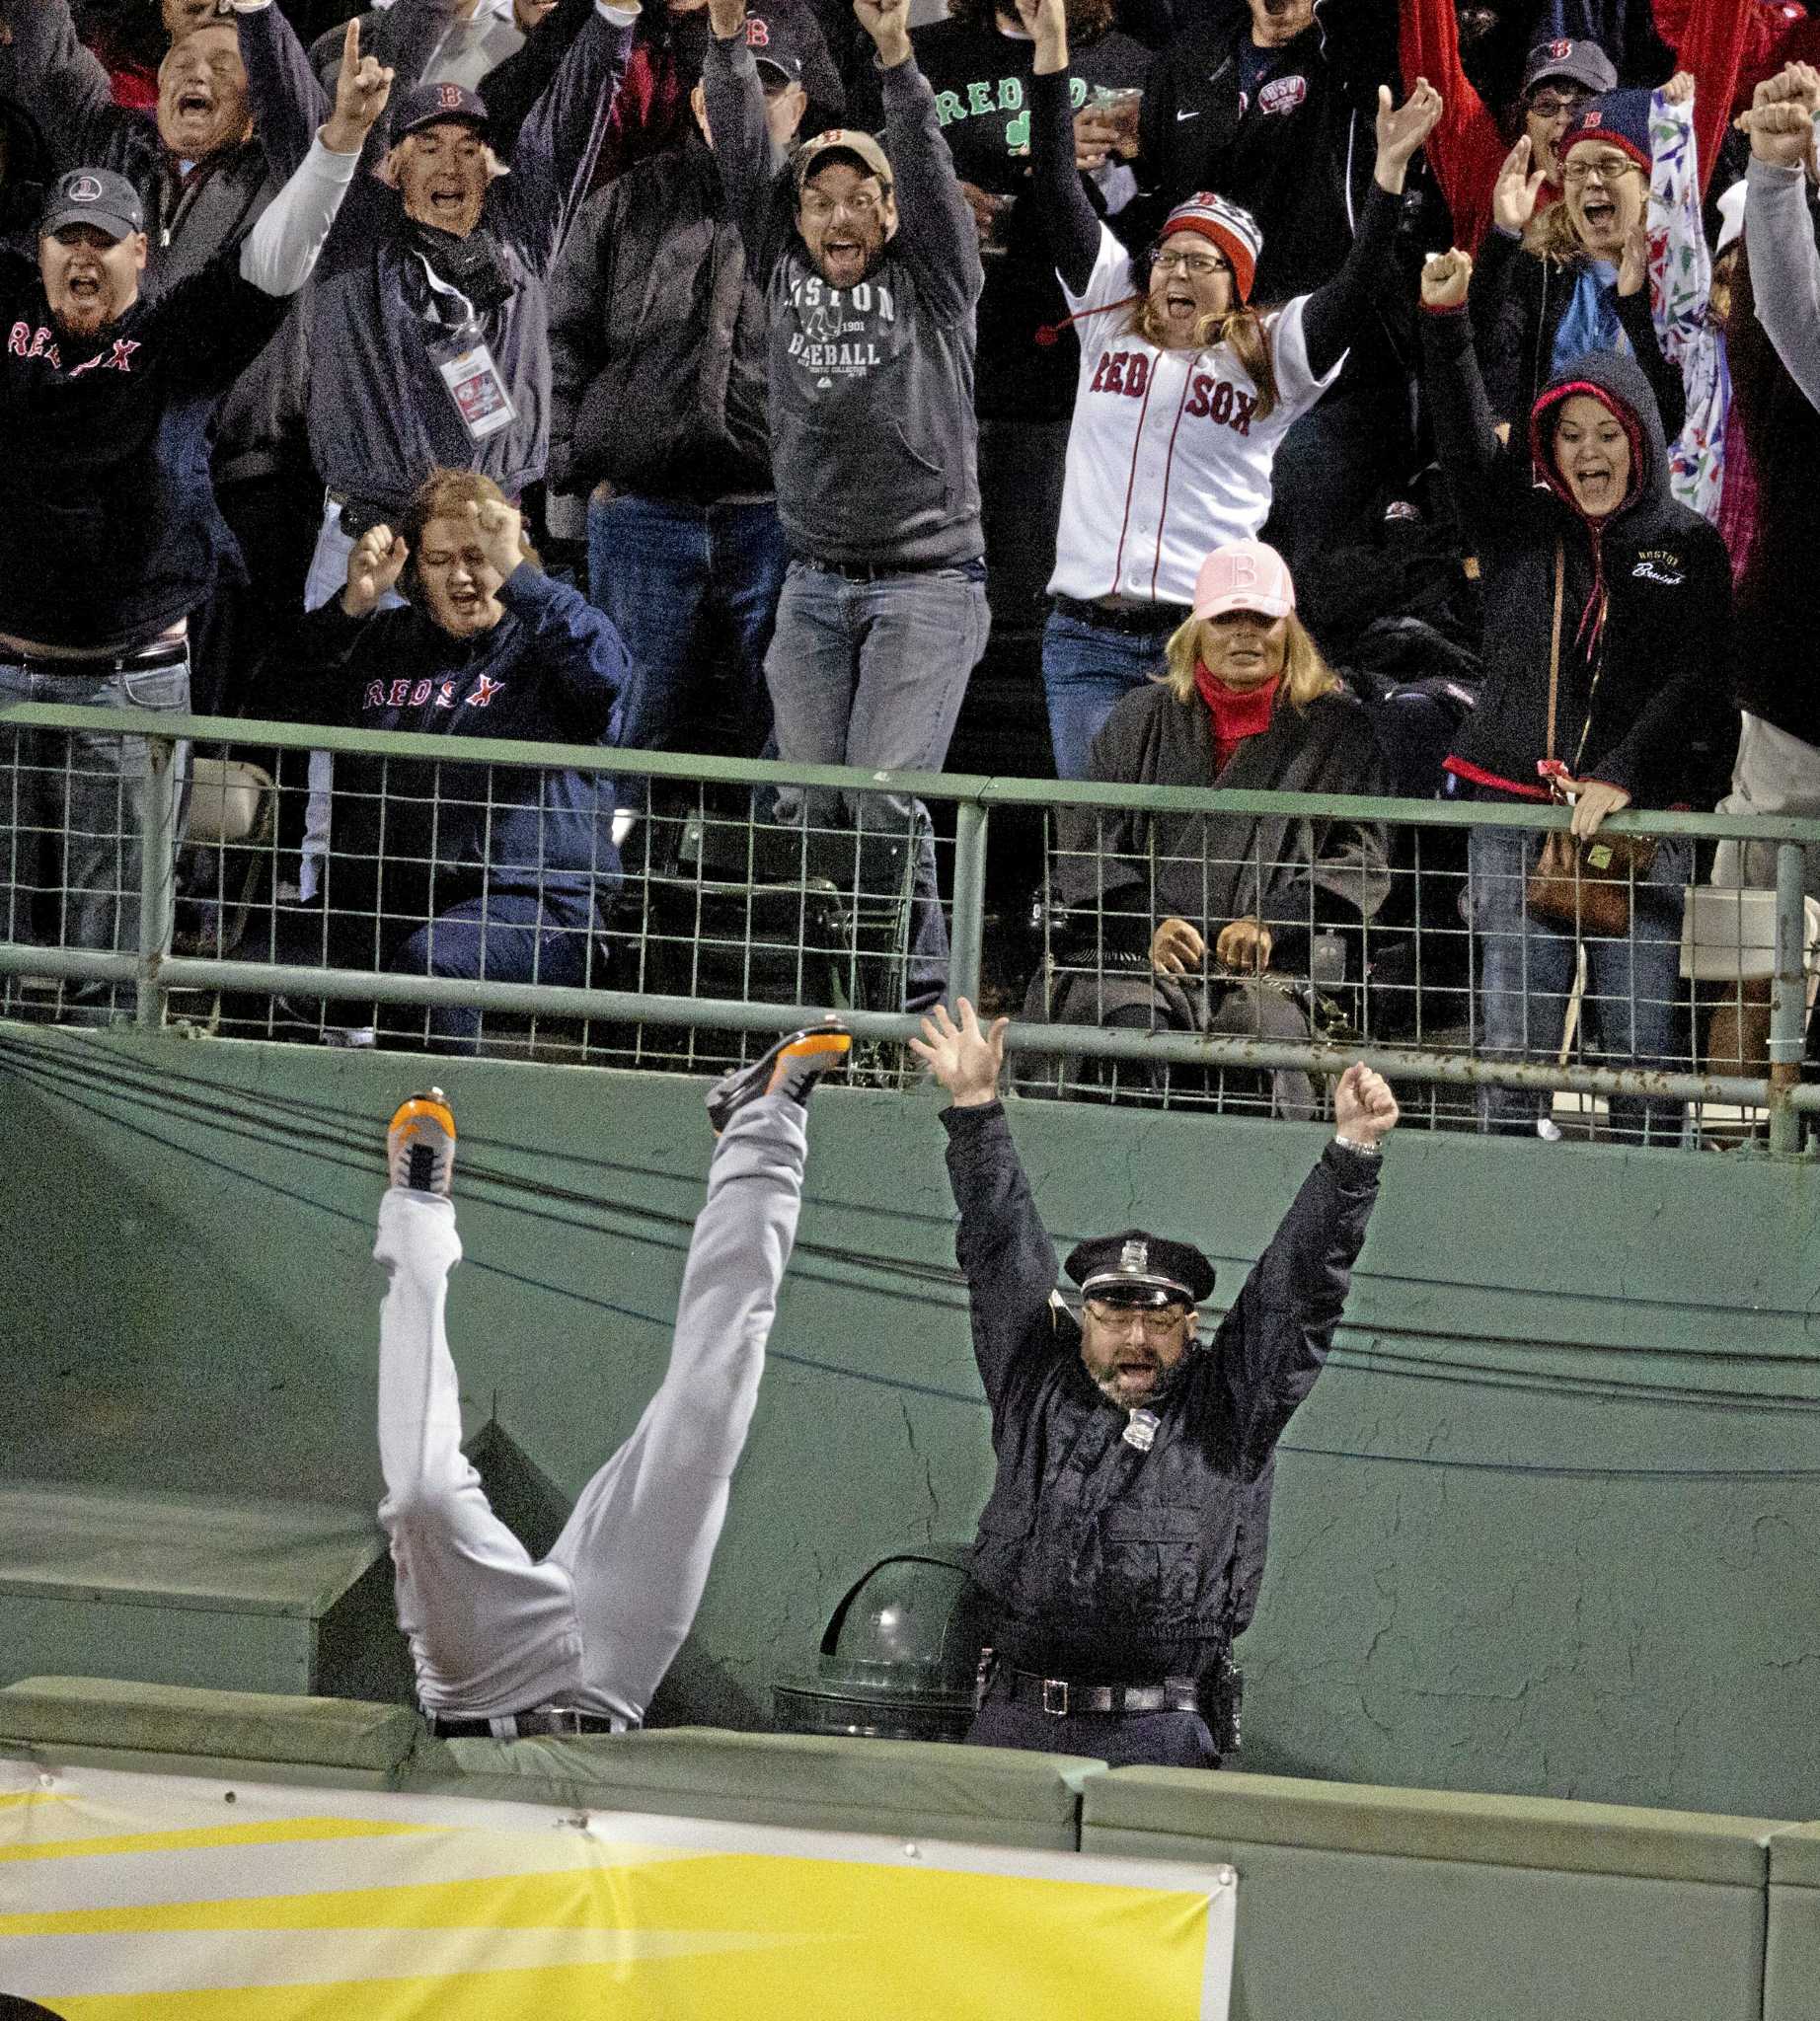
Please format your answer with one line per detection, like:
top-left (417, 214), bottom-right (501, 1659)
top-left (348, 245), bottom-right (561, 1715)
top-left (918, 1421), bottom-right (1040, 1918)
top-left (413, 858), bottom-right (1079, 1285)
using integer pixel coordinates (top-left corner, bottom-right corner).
top-left (1123, 298), bottom-right (1281, 420)
top-left (1158, 611), bottom-right (1340, 712)
top-left (1522, 153), bottom-right (1644, 266)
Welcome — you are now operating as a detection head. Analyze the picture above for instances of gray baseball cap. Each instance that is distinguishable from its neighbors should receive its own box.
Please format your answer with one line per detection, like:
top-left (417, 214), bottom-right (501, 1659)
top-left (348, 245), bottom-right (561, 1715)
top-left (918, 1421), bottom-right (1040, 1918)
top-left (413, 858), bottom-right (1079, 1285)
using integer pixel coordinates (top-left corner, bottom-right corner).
top-left (39, 166), bottom-right (145, 242)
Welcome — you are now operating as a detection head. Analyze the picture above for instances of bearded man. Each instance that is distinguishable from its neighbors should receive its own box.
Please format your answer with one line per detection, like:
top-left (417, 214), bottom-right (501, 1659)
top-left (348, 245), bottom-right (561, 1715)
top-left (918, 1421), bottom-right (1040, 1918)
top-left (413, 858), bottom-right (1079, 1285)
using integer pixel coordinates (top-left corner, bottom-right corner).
top-left (910, 997), bottom-right (1399, 1769)
top-left (0, 31), bottom-right (392, 1008)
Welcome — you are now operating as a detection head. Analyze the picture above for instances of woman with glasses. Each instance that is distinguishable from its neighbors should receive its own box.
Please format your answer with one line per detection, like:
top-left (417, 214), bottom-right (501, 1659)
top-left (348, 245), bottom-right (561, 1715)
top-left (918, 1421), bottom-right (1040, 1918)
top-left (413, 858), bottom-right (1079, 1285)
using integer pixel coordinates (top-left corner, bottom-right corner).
top-left (1397, 11), bottom-right (1618, 255)
top-left (1472, 88), bottom-right (1688, 444)
top-left (1008, 0), bottom-right (1442, 777)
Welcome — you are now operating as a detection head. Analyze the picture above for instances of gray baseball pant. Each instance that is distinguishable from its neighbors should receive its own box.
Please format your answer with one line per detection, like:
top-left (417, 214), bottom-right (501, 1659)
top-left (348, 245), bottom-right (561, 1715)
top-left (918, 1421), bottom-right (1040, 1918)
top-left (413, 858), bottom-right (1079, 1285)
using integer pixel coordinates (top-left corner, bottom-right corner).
top-left (372, 1093), bottom-right (808, 1727)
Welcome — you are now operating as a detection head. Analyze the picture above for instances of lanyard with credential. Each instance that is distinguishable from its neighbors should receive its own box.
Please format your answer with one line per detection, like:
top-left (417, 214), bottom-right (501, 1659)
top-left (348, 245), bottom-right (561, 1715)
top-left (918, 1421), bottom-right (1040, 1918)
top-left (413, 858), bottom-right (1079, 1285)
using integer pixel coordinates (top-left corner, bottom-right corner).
top-left (418, 255), bottom-right (517, 442)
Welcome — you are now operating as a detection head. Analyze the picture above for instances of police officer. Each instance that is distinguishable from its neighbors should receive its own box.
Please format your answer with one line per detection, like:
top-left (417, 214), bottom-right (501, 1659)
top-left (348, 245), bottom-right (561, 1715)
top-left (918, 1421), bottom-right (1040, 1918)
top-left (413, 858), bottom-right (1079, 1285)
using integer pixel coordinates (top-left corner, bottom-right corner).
top-left (910, 996), bottom-right (1398, 1768)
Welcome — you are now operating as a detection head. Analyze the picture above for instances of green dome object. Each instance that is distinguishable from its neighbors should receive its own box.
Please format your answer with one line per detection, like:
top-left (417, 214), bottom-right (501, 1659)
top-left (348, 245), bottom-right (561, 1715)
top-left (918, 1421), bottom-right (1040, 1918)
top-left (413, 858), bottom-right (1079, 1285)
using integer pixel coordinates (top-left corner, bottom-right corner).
top-left (773, 1545), bottom-right (993, 1743)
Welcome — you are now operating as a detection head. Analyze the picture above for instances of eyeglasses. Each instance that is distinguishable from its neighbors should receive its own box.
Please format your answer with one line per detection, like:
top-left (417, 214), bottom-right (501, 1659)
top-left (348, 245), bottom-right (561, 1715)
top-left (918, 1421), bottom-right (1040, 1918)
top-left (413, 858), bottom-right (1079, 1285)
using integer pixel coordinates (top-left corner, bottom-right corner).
top-left (1526, 90), bottom-right (1588, 119)
top-left (1151, 246), bottom-right (1231, 277)
top-left (1561, 153), bottom-right (1640, 186)
top-left (1085, 1300), bottom-right (1189, 1337)
top-left (800, 187), bottom-right (887, 222)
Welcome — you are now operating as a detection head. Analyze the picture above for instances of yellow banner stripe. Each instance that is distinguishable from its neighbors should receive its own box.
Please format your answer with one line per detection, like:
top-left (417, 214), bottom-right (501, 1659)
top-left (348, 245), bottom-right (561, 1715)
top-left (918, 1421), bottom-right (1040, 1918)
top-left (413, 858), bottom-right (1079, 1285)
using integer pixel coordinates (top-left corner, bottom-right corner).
top-left (0, 1817), bottom-right (436, 1866)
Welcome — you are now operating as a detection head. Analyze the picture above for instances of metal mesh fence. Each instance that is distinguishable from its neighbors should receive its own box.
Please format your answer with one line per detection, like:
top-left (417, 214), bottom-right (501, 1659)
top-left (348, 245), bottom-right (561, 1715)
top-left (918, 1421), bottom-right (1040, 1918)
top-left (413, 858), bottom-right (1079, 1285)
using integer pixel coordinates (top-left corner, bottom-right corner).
top-left (2, 705), bottom-right (1817, 1148)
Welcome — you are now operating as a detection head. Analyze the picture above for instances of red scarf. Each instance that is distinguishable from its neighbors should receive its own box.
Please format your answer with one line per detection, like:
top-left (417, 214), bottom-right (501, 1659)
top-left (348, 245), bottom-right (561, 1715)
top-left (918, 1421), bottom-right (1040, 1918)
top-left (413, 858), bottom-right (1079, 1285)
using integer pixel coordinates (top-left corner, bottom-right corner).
top-left (1193, 660), bottom-right (1280, 776)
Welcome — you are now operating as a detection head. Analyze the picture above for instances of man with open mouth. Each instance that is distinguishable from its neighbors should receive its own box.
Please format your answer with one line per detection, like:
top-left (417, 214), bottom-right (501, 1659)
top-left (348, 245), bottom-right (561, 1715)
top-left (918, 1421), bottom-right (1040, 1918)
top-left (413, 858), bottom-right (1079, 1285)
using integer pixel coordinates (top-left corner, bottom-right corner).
top-left (702, 0), bottom-right (991, 1012)
top-left (0, 32), bottom-right (393, 1014)
top-left (910, 996), bottom-right (1398, 1768)
top-left (0, 2), bottom-right (273, 292)
top-left (222, 0), bottom-right (639, 616)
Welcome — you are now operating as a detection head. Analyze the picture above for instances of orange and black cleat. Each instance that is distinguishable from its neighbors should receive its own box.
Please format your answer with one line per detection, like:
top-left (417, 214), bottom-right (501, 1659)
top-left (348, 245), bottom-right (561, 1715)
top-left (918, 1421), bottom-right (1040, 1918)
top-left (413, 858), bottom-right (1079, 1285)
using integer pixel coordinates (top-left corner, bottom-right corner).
top-left (706, 1024), bottom-right (852, 1136)
top-left (387, 1087), bottom-right (457, 1196)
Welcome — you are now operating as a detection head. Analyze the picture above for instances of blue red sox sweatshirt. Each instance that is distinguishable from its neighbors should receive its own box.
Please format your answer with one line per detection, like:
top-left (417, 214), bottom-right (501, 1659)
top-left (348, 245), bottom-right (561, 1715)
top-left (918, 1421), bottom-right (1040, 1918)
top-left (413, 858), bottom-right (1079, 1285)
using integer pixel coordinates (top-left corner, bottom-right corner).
top-left (274, 565), bottom-right (630, 898)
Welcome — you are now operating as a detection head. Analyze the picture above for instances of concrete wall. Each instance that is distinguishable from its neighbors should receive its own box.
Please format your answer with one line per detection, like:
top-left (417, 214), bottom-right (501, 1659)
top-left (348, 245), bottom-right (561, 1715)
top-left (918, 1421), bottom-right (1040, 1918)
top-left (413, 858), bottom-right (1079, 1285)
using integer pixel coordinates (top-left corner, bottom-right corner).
top-left (3, 1023), bottom-right (1818, 1818)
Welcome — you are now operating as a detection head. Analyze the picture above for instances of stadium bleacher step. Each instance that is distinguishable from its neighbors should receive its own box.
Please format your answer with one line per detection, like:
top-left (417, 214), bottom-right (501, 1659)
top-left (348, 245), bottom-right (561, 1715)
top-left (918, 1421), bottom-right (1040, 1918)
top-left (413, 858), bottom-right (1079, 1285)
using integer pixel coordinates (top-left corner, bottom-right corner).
top-left (0, 1481), bottom-right (409, 1703)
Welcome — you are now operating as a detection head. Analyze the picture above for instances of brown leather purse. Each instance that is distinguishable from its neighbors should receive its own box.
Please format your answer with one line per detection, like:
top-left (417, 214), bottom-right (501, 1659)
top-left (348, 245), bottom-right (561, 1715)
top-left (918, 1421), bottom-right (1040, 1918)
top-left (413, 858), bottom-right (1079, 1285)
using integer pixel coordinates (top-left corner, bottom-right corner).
top-left (1523, 544), bottom-right (1656, 938)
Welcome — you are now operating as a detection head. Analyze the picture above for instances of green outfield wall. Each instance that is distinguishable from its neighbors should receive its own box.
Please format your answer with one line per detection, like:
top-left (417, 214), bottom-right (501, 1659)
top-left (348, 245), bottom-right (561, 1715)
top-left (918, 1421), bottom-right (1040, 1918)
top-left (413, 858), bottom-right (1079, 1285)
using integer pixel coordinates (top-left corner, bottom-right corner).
top-left (2, 1023), bottom-right (1817, 1821)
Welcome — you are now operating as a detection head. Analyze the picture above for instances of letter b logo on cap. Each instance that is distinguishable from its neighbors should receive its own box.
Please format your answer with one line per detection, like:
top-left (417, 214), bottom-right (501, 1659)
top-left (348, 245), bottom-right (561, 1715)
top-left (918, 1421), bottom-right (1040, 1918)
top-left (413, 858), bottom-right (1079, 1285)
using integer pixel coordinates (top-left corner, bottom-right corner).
top-left (68, 175), bottom-right (104, 203)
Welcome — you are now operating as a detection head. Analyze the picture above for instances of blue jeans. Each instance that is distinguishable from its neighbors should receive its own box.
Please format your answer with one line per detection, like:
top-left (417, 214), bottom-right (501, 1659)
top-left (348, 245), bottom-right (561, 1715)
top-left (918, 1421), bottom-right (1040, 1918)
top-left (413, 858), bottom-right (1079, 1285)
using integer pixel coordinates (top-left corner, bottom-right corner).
top-left (1040, 611), bottom-right (1171, 782)
top-left (383, 884), bottom-right (598, 1055)
top-left (1467, 824), bottom-right (1692, 1144)
top-left (587, 494), bottom-right (788, 756)
top-left (765, 559), bottom-right (990, 1010)
top-left (0, 653), bottom-right (190, 1014)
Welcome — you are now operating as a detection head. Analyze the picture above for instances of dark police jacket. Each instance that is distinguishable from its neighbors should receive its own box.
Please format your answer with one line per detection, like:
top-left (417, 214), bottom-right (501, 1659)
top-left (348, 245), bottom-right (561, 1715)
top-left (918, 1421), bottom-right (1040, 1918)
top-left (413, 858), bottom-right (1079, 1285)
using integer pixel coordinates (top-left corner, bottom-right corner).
top-left (943, 1100), bottom-right (1380, 1682)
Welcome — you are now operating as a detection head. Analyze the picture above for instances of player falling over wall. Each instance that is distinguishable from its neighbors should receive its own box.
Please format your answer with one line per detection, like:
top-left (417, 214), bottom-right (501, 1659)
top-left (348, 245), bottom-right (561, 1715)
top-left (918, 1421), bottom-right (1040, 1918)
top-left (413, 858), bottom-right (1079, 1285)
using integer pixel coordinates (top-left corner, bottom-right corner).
top-left (372, 1023), bottom-right (850, 1739)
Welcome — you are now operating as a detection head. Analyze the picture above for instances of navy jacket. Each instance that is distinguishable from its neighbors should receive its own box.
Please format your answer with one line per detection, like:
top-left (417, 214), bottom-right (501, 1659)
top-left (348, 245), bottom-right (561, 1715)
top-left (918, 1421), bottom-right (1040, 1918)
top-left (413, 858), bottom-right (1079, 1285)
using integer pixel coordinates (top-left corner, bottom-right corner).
top-left (238, 0), bottom-right (633, 515)
top-left (943, 1100), bottom-right (1380, 1682)
top-left (0, 249), bottom-right (286, 647)
top-left (276, 567), bottom-right (628, 898)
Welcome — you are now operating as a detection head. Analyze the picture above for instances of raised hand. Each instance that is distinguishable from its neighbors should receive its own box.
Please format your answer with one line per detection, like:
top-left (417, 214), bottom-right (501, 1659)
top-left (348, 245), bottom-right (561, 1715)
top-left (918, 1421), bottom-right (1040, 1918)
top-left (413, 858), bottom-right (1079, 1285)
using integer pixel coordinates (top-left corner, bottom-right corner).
top-left (323, 18), bottom-right (395, 153)
top-left (1150, 916), bottom-right (1206, 978)
top-left (466, 496), bottom-right (525, 581)
top-left (909, 997), bottom-right (1009, 1107)
top-left (852, 0), bottom-right (911, 69)
top-left (1616, 218), bottom-right (1649, 298)
top-left (1332, 1062), bottom-right (1399, 1147)
top-left (1660, 69), bottom-right (1694, 107)
top-left (1492, 133), bottom-right (1547, 235)
top-left (1374, 77), bottom-right (1443, 194)
top-left (1014, 0), bottom-right (1067, 71)
top-left (342, 524), bottom-right (409, 618)
top-left (1420, 247), bottom-right (1472, 310)
top-left (707, 0), bottom-right (747, 44)
top-left (1744, 67), bottom-right (1820, 170)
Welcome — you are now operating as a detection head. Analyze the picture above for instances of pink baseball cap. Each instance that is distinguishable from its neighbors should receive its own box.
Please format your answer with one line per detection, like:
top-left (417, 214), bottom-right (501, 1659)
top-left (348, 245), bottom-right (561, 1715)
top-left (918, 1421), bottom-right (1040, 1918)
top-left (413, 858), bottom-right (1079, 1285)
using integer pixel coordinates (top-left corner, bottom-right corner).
top-left (1190, 539), bottom-right (1296, 622)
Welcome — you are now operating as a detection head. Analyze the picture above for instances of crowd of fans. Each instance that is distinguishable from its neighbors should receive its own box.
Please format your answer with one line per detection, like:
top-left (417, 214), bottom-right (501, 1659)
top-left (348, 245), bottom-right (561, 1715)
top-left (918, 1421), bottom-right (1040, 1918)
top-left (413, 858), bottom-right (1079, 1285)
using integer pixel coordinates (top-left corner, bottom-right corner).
top-left (3, 0), bottom-right (1820, 1137)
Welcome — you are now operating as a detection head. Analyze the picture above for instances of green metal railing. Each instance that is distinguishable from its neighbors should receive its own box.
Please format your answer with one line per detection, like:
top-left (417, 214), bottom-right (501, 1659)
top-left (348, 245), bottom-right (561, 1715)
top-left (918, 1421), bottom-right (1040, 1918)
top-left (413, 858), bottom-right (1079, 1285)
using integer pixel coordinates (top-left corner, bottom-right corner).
top-left (3, 702), bottom-right (1818, 1151)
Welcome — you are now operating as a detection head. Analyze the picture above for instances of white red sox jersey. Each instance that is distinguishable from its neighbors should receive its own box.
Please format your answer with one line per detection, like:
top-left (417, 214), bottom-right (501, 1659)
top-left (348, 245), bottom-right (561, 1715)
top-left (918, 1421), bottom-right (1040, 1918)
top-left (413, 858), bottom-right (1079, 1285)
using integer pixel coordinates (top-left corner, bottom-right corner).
top-left (1047, 222), bottom-right (1342, 607)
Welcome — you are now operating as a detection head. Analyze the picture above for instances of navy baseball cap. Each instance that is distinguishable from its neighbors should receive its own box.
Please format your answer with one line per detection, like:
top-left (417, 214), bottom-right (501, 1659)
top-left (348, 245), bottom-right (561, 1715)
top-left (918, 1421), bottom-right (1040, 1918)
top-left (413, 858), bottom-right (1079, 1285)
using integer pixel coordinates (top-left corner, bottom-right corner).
top-left (39, 166), bottom-right (144, 242)
top-left (391, 79), bottom-right (492, 142)
top-left (744, 13), bottom-right (803, 85)
top-left (1066, 1230), bottom-right (1216, 1308)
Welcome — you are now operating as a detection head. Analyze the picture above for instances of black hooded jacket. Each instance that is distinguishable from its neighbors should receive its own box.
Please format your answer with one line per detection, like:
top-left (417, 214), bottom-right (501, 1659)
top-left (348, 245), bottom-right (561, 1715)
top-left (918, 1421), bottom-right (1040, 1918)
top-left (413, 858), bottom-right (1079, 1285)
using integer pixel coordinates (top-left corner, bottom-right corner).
top-left (1424, 313), bottom-right (1731, 808)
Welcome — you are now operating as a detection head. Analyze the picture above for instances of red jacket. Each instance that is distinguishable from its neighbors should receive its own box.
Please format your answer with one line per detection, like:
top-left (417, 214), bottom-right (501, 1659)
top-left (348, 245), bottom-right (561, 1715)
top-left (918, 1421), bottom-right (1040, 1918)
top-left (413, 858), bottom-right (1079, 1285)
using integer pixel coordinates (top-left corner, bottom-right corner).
top-left (1401, 0), bottom-right (1803, 253)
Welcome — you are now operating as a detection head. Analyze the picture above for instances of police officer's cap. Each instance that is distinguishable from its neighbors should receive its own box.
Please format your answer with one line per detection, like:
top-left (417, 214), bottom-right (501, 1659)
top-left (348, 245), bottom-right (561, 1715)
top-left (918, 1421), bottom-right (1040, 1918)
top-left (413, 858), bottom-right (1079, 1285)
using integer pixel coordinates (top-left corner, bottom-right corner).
top-left (1065, 1230), bottom-right (1215, 1309)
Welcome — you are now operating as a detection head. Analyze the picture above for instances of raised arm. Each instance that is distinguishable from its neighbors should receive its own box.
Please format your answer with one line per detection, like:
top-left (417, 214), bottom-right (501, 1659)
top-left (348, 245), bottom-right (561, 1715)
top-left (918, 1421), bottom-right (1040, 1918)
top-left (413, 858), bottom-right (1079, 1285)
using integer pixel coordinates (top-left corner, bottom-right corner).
top-left (233, 0), bottom-right (336, 184)
top-left (913, 1001), bottom-right (1071, 1409)
top-left (494, 1), bottom-right (639, 276)
top-left (1299, 78), bottom-right (1445, 379)
top-left (469, 499), bottom-right (627, 733)
top-left (1399, 0), bottom-right (1496, 239)
top-left (702, 0), bottom-right (788, 280)
top-left (0, 0), bottom-right (121, 168)
top-left (1742, 66), bottom-right (1820, 410)
top-left (1419, 245), bottom-right (1527, 555)
top-left (1020, 0), bottom-right (1101, 299)
top-left (857, 0), bottom-right (981, 324)
top-left (1209, 1066), bottom-right (1394, 1477)
top-left (236, 21), bottom-right (393, 295)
